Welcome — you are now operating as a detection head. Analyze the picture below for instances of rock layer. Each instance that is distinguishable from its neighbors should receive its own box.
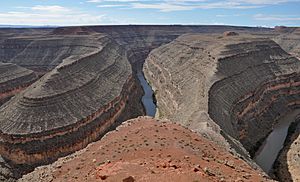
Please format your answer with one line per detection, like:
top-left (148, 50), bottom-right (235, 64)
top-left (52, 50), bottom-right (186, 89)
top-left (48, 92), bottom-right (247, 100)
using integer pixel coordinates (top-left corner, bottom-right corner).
top-left (0, 34), bottom-right (105, 75)
top-left (274, 119), bottom-right (300, 181)
top-left (273, 27), bottom-right (300, 59)
top-left (0, 25), bottom-right (297, 181)
top-left (0, 62), bottom-right (37, 106)
top-left (144, 33), bottom-right (300, 164)
top-left (0, 34), bottom-right (143, 166)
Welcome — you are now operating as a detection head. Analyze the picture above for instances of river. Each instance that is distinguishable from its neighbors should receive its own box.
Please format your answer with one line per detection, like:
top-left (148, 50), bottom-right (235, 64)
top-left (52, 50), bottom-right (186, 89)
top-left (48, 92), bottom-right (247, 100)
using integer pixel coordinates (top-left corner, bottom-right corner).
top-left (137, 70), bottom-right (156, 117)
top-left (254, 109), bottom-right (300, 173)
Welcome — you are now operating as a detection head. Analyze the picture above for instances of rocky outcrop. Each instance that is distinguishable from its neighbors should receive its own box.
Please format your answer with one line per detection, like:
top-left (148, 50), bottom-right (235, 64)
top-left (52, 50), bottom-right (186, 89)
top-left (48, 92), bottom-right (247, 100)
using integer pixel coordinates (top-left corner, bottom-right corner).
top-left (54, 25), bottom-right (271, 72)
top-left (19, 117), bottom-right (272, 182)
top-left (0, 34), bottom-right (143, 167)
top-left (0, 25), bottom-right (294, 181)
top-left (273, 27), bottom-right (300, 59)
top-left (224, 31), bottom-right (239, 36)
top-left (144, 33), bottom-right (300, 164)
top-left (274, 118), bottom-right (300, 181)
top-left (0, 34), bottom-right (106, 75)
top-left (0, 26), bottom-right (273, 76)
top-left (0, 62), bottom-right (37, 106)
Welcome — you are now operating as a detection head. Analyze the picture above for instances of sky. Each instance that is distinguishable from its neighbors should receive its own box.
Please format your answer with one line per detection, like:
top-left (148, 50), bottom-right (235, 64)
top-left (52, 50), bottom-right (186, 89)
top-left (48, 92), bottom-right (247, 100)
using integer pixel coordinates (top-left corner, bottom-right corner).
top-left (0, 0), bottom-right (299, 27)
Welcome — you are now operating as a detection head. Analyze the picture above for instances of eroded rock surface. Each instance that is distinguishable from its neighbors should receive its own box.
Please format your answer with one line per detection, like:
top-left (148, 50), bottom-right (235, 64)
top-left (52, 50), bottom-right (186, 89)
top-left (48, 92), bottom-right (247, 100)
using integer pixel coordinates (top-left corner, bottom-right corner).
top-left (0, 33), bottom-right (105, 75)
top-left (144, 33), bottom-right (300, 168)
top-left (273, 27), bottom-right (300, 59)
top-left (0, 25), bottom-right (298, 181)
top-left (19, 117), bottom-right (272, 182)
top-left (0, 62), bottom-right (37, 106)
top-left (274, 119), bottom-right (300, 182)
top-left (0, 34), bottom-right (143, 167)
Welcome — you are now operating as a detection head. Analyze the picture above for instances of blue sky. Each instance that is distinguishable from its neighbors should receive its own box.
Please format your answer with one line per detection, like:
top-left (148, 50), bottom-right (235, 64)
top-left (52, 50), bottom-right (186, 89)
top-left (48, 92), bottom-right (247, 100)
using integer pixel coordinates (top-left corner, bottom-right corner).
top-left (0, 0), bottom-right (299, 27)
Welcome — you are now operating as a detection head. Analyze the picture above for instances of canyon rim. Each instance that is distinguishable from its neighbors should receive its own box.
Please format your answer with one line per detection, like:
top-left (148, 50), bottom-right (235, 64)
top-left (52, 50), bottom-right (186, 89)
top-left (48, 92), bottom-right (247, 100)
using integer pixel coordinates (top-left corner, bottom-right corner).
top-left (0, 1), bottom-right (299, 181)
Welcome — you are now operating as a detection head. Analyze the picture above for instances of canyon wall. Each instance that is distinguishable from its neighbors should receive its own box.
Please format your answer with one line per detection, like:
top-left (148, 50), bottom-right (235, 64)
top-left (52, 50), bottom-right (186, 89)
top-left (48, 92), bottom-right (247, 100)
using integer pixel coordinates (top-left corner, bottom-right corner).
top-left (271, 27), bottom-right (300, 182)
top-left (273, 27), bottom-right (300, 59)
top-left (144, 33), bottom-right (300, 161)
top-left (0, 34), bottom-right (143, 167)
top-left (0, 25), bottom-right (294, 181)
top-left (0, 26), bottom-right (273, 77)
top-left (274, 117), bottom-right (300, 181)
top-left (0, 62), bottom-right (37, 106)
top-left (54, 25), bottom-right (272, 72)
top-left (0, 32), bottom-right (105, 75)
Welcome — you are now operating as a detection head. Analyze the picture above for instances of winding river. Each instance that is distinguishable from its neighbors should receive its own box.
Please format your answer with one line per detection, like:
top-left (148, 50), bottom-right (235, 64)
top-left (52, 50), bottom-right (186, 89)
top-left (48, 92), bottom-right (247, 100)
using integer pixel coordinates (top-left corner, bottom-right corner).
top-left (254, 109), bottom-right (300, 173)
top-left (137, 64), bottom-right (298, 175)
top-left (137, 70), bottom-right (156, 117)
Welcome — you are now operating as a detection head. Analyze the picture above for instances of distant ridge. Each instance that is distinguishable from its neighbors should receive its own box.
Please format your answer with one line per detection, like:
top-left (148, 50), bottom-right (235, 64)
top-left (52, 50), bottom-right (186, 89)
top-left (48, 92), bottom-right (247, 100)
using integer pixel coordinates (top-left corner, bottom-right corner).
top-left (0, 25), bottom-right (59, 28)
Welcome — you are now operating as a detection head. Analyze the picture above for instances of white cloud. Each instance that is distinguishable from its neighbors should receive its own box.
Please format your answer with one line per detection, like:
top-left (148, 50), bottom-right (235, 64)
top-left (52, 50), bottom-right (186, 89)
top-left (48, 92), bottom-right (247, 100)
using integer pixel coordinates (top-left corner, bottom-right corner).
top-left (87, 0), bottom-right (300, 12)
top-left (130, 1), bottom-right (261, 12)
top-left (131, 3), bottom-right (194, 11)
top-left (0, 6), bottom-right (106, 26)
top-left (97, 4), bottom-right (127, 7)
top-left (31, 5), bottom-right (70, 12)
top-left (254, 14), bottom-right (300, 21)
top-left (87, 0), bottom-right (138, 2)
top-left (216, 14), bottom-right (243, 17)
top-left (231, 0), bottom-right (300, 4)
top-left (196, 1), bottom-right (261, 9)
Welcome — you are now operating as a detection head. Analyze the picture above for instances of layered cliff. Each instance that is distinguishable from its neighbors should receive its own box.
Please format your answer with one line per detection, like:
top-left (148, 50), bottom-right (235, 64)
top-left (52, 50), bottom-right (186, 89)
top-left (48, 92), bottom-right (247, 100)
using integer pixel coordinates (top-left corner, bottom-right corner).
top-left (144, 33), bottom-right (300, 160)
top-left (273, 27), bottom-right (300, 59)
top-left (19, 117), bottom-right (272, 182)
top-left (0, 25), bottom-right (295, 181)
top-left (274, 118), bottom-right (300, 181)
top-left (0, 33), bottom-right (105, 75)
top-left (0, 26), bottom-right (272, 75)
top-left (63, 25), bottom-right (271, 72)
top-left (0, 34), bottom-right (143, 167)
top-left (0, 62), bottom-right (37, 106)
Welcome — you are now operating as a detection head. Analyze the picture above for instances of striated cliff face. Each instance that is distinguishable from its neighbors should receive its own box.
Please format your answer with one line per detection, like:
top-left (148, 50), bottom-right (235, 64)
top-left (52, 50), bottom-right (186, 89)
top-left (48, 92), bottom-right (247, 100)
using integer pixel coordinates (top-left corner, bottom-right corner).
top-left (0, 33), bottom-right (105, 75)
top-left (273, 27), bottom-right (300, 59)
top-left (0, 34), bottom-right (143, 167)
top-left (0, 62), bottom-right (37, 106)
top-left (274, 118), bottom-right (300, 181)
top-left (0, 26), bottom-right (272, 76)
top-left (144, 33), bottom-right (300, 163)
top-left (68, 25), bottom-right (272, 72)
top-left (0, 25), bottom-right (297, 181)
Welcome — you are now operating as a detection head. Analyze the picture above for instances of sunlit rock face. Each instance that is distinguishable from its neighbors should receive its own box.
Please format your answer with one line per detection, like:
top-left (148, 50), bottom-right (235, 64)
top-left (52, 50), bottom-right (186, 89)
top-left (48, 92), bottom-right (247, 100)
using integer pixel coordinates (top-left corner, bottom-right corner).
top-left (0, 62), bottom-right (37, 106)
top-left (0, 25), bottom-right (297, 181)
top-left (273, 27), bottom-right (300, 59)
top-left (144, 33), bottom-right (300, 167)
top-left (0, 34), bottom-right (143, 166)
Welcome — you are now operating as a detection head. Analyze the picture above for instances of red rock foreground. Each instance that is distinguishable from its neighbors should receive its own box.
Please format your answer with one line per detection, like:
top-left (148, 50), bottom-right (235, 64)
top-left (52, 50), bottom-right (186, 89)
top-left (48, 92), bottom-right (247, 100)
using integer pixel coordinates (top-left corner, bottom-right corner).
top-left (20, 117), bottom-right (272, 182)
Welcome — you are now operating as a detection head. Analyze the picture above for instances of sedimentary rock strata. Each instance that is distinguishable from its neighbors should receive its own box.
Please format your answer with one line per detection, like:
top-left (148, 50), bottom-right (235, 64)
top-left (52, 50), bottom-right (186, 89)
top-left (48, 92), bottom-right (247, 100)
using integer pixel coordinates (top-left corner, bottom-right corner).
top-left (0, 33), bottom-right (105, 75)
top-left (144, 33), bottom-right (300, 160)
top-left (0, 62), bottom-right (37, 106)
top-left (64, 25), bottom-right (272, 72)
top-left (0, 26), bottom-right (272, 76)
top-left (274, 119), bottom-right (300, 181)
top-left (0, 25), bottom-right (298, 181)
top-left (273, 27), bottom-right (300, 59)
top-left (0, 34), bottom-right (143, 166)
top-left (19, 117), bottom-right (272, 182)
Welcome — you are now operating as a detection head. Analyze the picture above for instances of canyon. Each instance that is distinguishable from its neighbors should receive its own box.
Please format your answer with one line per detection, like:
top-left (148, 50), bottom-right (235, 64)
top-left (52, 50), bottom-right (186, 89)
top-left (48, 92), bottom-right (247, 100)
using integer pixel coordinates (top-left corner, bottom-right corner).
top-left (0, 62), bottom-right (37, 106)
top-left (144, 31), bottom-right (300, 181)
top-left (0, 25), bottom-right (298, 181)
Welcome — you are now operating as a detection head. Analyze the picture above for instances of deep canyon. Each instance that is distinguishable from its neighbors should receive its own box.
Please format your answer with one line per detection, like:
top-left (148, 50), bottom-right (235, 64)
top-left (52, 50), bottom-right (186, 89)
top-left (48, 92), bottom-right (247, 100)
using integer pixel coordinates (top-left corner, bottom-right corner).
top-left (0, 25), bottom-right (299, 181)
